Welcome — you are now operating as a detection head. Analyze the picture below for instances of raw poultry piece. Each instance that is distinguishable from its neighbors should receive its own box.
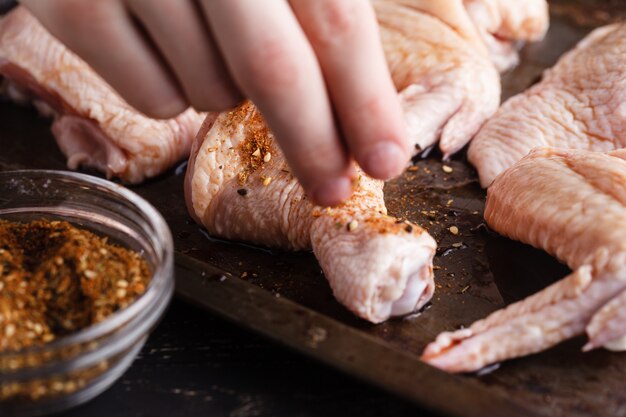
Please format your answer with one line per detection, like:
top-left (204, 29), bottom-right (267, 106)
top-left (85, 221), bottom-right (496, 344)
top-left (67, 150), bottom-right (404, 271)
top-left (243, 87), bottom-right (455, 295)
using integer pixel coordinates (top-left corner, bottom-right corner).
top-left (0, 7), bottom-right (204, 183)
top-left (185, 102), bottom-right (437, 323)
top-left (423, 148), bottom-right (626, 372)
top-left (391, 0), bottom-right (549, 72)
top-left (386, 0), bottom-right (488, 52)
top-left (468, 23), bottom-right (626, 188)
top-left (374, 0), bottom-right (501, 158)
top-left (464, 0), bottom-right (549, 71)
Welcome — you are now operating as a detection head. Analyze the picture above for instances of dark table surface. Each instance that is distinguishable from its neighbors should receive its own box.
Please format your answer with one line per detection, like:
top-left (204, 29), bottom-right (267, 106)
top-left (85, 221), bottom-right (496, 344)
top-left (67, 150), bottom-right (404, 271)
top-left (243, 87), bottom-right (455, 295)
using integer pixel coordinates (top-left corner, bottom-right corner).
top-left (58, 299), bottom-right (435, 417)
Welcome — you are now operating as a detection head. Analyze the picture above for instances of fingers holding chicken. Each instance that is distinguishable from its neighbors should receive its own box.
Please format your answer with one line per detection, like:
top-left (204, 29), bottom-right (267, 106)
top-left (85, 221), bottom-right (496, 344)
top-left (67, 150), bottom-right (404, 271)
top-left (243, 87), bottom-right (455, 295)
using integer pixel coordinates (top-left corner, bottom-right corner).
top-left (423, 148), bottom-right (626, 372)
top-left (185, 103), bottom-right (436, 323)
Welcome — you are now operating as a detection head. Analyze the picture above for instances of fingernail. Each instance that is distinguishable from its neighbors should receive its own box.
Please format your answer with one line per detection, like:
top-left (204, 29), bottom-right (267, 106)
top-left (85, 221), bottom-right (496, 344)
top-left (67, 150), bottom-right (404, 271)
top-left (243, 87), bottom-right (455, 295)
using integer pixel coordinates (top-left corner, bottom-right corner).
top-left (362, 142), bottom-right (408, 180)
top-left (312, 177), bottom-right (353, 207)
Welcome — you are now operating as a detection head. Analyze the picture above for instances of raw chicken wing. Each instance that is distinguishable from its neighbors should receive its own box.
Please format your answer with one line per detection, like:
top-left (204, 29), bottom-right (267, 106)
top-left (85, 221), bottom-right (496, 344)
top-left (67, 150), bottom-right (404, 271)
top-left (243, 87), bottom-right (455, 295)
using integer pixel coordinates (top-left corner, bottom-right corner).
top-left (423, 148), bottom-right (626, 372)
top-left (464, 0), bottom-right (549, 71)
top-left (384, 0), bottom-right (549, 72)
top-left (469, 24), bottom-right (626, 187)
top-left (375, 0), bottom-right (501, 157)
top-left (0, 7), bottom-right (204, 183)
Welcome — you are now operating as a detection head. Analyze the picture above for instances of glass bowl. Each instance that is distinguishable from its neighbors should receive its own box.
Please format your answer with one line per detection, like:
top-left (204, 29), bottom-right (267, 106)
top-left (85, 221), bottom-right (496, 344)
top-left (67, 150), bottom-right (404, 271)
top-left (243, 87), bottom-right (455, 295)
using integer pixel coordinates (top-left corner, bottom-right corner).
top-left (0, 170), bottom-right (174, 416)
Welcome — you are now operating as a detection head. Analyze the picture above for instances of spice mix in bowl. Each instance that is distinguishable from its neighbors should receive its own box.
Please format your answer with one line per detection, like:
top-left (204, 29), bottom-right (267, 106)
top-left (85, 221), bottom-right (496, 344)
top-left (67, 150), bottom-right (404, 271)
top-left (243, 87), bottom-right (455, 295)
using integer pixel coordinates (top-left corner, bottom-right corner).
top-left (0, 170), bottom-right (174, 416)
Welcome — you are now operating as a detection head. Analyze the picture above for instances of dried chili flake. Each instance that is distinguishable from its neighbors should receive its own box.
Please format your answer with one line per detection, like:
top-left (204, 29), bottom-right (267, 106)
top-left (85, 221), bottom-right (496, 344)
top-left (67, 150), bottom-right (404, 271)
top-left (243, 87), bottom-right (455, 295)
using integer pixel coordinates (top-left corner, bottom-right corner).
top-left (231, 102), bottom-right (276, 186)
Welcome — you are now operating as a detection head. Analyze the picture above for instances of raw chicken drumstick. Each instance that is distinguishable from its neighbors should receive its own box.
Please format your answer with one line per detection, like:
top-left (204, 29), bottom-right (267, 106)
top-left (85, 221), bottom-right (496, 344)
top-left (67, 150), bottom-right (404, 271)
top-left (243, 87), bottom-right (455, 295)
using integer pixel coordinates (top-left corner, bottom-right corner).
top-left (0, 7), bottom-right (205, 183)
top-left (469, 23), bottom-right (626, 187)
top-left (185, 102), bottom-right (436, 323)
top-left (423, 148), bottom-right (626, 372)
top-left (374, 0), bottom-right (501, 157)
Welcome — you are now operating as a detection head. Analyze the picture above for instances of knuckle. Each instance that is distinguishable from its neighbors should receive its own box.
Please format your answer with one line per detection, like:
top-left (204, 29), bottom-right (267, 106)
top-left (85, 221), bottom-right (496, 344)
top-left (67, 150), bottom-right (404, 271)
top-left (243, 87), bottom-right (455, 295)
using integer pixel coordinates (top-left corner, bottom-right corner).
top-left (289, 141), bottom-right (346, 179)
top-left (344, 94), bottom-right (389, 132)
top-left (124, 0), bottom-right (147, 9)
top-left (237, 38), bottom-right (301, 97)
top-left (51, 0), bottom-right (114, 32)
top-left (305, 0), bottom-right (359, 47)
top-left (357, 95), bottom-right (388, 120)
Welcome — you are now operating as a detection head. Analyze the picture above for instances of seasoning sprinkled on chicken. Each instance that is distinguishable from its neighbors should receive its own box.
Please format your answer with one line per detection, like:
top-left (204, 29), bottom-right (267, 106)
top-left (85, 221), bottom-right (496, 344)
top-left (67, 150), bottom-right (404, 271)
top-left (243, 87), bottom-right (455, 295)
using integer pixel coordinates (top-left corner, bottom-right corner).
top-left (186, 103), bottom-right (436, 323)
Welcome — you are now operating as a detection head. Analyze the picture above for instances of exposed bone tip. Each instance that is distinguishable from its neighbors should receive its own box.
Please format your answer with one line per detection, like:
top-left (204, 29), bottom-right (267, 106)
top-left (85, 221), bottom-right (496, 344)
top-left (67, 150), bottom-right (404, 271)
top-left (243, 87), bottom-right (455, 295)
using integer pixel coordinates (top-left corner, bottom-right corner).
top-left (420, 354), bottom-right (445, 369)
top-left (581, 342), bottom-right (596, 353)
top-left (421, 352), bottom-right (475, 374)
top-left (420, 346), bottom-right (452, 369)
top-left (420, 328), bottom-right (480, 372)
top-left (422, 329), bottom-right (473, 355)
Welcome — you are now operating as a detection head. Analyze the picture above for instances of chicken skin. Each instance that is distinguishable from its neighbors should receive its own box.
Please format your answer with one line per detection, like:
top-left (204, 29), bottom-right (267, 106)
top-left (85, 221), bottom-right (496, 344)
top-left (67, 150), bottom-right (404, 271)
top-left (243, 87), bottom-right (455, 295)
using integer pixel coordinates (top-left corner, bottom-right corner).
top-left (464, 0), bottom-right (549, 71)
top-left (184, 1), bottom-right (551, 321)
top-left (375, 0), bottom-right (501, 157)
top-left (423, 148), bottom-right (626, 372)
top-left (384, 0), bottom-right (549, 73)
top-left (0, 7), bottom-right (204, 183)
top-left (469, 23), bottom-right (626, 187)
top-left (376, 0), bottom-right (549, 156)
top-left (186, 103), bottom-right (436, 323)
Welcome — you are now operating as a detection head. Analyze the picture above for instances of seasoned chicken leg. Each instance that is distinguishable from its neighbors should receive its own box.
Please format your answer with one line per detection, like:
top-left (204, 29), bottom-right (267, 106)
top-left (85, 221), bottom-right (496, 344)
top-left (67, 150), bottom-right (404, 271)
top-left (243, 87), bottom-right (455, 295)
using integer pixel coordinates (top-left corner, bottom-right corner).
top-left (0, 7), bottom-right (204, 183)
top-left (185, 103), bottom-right (436, 323)
top-left (469, 23), bottom-right (626, 187)
top-left (374, 0), bottom-right (501, 157)
top-left (423, 148), bottom-right (626, 372)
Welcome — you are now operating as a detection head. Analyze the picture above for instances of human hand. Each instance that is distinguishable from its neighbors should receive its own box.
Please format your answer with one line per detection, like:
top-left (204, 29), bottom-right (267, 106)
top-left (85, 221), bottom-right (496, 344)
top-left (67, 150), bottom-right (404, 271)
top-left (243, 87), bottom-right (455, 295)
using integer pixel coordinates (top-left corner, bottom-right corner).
top-left (22, 0), bottom-right (410, 206)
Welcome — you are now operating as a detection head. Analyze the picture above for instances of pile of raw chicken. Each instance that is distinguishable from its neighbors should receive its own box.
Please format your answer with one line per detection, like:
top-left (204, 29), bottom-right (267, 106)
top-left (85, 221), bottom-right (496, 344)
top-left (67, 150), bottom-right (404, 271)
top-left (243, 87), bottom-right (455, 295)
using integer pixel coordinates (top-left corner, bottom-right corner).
top-left (2, 1), bottom-right (626, 373)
